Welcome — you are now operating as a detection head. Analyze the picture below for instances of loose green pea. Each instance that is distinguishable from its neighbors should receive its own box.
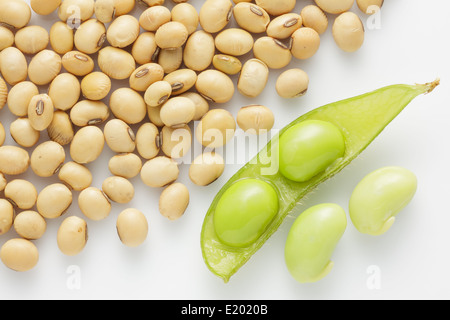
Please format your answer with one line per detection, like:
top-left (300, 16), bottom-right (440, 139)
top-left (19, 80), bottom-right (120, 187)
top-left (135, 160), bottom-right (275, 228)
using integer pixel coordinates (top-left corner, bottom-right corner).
top-left (279, 120), bottom-right (346, 182)
top-left (349, 166), bottom-right (418, 236)
top-left (284, 203), bottom-right (347, 283)
top-left (214, 179), bottom-right (279, 248)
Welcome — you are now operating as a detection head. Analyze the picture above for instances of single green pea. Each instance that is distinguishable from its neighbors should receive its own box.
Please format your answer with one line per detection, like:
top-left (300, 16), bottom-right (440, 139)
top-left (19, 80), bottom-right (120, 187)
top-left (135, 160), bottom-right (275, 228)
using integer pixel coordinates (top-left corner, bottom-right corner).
top-left (279, 120), bottom-right (346, 182)
top-left (285, 203), bottom-right (347, 283)
top-left (349, 166), bottom-right (418, 236)
top-left (213, 179), bottom-right (279, 248)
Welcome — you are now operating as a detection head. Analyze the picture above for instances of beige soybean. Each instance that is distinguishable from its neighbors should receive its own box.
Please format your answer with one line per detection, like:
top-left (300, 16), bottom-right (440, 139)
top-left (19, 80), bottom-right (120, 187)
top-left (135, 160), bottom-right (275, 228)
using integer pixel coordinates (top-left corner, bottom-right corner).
top-left (212, 54), bottom-right (242, 75)
top-left (314, 0), bottom-right (354, 14)
top-left (4, 179), bottom-right (37, 210)
top-left (129, 63), bottom-right (164, 92)
top-left (195, 109), bottom-right (236, 148)
top-left (158, 47), bottom-right (183, 74)
top-left (238, 58), bottom-right (269, 98)
top-left (109, 88), bottom-right (147, 124)
top-left (47, 110), bottom-right (75, 146)
top-left (113, 0), bottom-right (135, 16)
top-left (116, 208), bottom-right (148, 247)
top-left (81, 72), bottom-right (111, 101)
top-left (13, 210), bottom-right (46, 240)
top-left (31, 0), bottom-right (61, 15)
top-left (267, 13), bottom-right (302, 39)
top-left (236, 105), bottom-right (274, 134)
top-left (7, 81), bottom-right (39, 117)
top-left (179, 92), bottom-right (210, 121)
top-left (195, 70), bottom-right (235, 103)
top-left (78, 187), bottom-right (111, 221)
top-left (69, 100), bottom-right (110, 127)
top-left (104, 119), bottom-right (136, 153)
top-left (70, 125), bottom-right (105, 164)
top-left (94, 0), bottom-right (123, 19)
top-left (139, 5), bottom-right (171, 32)
top-left (155, 21), bottom-right (188, 50)
top-left (160, 97), bottom-right (195, 128)
top-left (300, 5), bottom-right (329, 35)
top-left (233, 2), bottom-right (270, 34)
top-left (74, 19), bottom-right (106, 54)
top-left (102, 176), bottom-right (134, 204)
top-left (0, 145), bottom-right (30, 175)
top-left (215, 28), bottom-right (253, 56)
top-left (58, 161), bottom-right (92, 191)
top-left (140, 0), bottom-right (164, 6)
top-left (199, 0), bottom-right (233, 34)
top-left (0, 77), bottom-right (8, 110)
top-left (145, 81), bottom-right (172, 107)
top-left (357, 0), bottom-right (384, 14)
top-left (136, 122), bottom-right (160, 160)
top-left (57, 216), bottom-right (87, 256)
top-left (183, 30), bottom-right (215, 72)
top-left (50, 21), bottom-right (74, 55)
top-left (0, 0), bottom-right (32, 29)
top-left (10, 118), bottom-right (40, 148)
top-left (37, 183), bottom-right (73, 219)
top-left (58, 0), bottom-right (95, 23)
top-left (189, 151), bottom-right (225, 186)
top-left (98, 46), bottom-right (135, 80)
top-left (159, 183), bottom-right (189, 221)
top-left (107, 14), bottom-right (139, 48)
top-left (332, 12), bottom-right (365, 53)
top-left (48, 73), bottom-right (81, 111)
top-left (171, 3), bottom-right (199, 35)
top-left (131, 32), bottom-right (158, 65)
top-left (62, 51), bottom-right (94, 76)
top-left (108, 153), bottom-right (142, 179)
top-left (140, 156), bottom-right (179, 188)
top-left (28, 94), bottom-right (54, 131)
top-left (163, 69), bottom-right (197, 96)
top-left (0, 122), bottom-right (4, 145)
top-left (28, 50), bottom-right (62, 86)
top-left (0, 47), bottom-right (28, 86)
top-left (147, 104), bottom-right (164, 127)
top-left (94, 0), bottom-right (115, 23)
top-left (276, 68), bottom-right (309, 98)
top-left (0, 238), bottom-right (38, 272)
top-left (253, 37), bottom-right (292, 69)
top-left (291, 27), bottom-right (321, 60)
top-left (0, 26), bottom-right (14, 51)
top-left (0, 199), bottom-right (14, 236)
top-left (15, 25), bottom-right (49, 55)
top-left (161, 125), bottom-right (192, 159)
top-left (255, 0), bottom-right (296, 16)
top-left (0, 173), bottom-right (6, 192)
top-left (30, 141), bottom-right (65, 177)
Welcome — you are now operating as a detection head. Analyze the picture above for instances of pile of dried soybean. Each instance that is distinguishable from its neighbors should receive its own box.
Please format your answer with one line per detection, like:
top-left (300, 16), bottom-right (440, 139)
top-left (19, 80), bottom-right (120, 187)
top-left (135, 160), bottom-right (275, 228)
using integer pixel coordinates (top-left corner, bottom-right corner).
top-left (0, 0), bottom-right (383, 272)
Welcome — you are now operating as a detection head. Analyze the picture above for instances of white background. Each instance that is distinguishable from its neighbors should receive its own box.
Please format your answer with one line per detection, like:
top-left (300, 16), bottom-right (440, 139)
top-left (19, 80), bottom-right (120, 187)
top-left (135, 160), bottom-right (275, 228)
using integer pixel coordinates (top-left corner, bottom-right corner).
top-left (1, 0), bottom-right (449, 300)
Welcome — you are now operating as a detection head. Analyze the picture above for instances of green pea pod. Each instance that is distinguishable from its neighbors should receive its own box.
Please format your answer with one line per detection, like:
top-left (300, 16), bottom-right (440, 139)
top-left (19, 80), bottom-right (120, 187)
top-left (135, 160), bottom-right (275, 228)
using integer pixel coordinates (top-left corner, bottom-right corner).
top-left (201, 80), bottom-right (440, 283)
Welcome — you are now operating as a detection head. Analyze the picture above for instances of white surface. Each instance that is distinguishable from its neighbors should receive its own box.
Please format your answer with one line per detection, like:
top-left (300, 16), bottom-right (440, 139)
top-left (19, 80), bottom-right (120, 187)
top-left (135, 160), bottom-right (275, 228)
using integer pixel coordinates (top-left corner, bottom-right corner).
top-left (1, 0), bottom-right (449, 300)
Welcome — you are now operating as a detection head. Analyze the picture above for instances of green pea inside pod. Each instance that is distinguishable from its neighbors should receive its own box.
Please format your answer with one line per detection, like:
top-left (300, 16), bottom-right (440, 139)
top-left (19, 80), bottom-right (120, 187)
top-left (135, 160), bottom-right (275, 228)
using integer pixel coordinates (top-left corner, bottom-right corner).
top-left (284, 203), bottom-right (347, 284)
top-left (213, 179), bottom-right (279, 248)
top-left (349, 166), bottom-right (418, 236)
top-left (279, 120), bottom-right (346, 182)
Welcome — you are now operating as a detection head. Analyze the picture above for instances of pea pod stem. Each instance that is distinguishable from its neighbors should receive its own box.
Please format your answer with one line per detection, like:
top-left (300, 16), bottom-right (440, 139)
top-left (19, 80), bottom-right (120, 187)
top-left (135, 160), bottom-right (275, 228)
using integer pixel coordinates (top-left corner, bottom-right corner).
top-left (200, 80), bottom-right (440, 283)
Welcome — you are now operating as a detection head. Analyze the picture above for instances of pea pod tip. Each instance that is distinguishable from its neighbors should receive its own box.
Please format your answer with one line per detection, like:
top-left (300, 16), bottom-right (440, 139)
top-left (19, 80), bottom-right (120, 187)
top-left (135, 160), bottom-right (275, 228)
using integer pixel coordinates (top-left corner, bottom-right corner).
top-left (421, 78), bottom-right (440, 94)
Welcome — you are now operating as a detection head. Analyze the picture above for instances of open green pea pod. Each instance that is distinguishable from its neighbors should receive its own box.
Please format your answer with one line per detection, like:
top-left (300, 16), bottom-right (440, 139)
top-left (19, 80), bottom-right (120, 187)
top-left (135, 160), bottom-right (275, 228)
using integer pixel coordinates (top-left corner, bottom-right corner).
top-left (201, 80), bottom-right (439, 283)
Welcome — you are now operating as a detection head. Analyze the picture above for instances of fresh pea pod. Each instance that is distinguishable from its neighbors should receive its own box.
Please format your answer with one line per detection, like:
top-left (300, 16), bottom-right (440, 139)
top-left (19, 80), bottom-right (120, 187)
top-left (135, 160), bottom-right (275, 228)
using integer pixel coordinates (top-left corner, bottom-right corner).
top-left (200, 80), bottom-right (439, 283)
